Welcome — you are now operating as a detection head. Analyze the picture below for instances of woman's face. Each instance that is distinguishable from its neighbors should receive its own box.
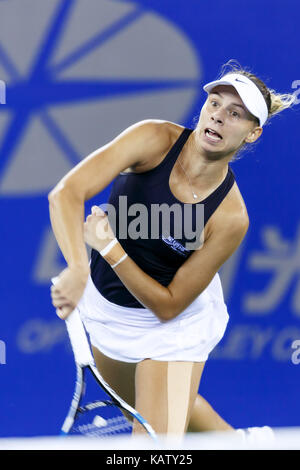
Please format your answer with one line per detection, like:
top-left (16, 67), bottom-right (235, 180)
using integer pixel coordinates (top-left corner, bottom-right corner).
top-left (195, 84), bottom-right (263, 159)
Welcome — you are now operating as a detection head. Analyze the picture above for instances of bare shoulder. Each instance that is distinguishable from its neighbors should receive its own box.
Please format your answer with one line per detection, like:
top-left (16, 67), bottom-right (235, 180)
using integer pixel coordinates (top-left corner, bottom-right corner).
top-left (49, 119), bottom-right (185, 201)
top-left (205, 179), bottom-right (249, 241)
top-left (168, 178), bottom-right (249, 315)
top-left (124, 119), bottom-right (185, 172)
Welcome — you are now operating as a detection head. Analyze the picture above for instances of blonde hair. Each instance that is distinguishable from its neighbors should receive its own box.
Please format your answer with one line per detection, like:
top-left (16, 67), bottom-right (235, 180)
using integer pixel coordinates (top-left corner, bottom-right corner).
top-left (219, 59), bottom-right (296, 125)
top-left (268, 88), bottom-right (296, 118)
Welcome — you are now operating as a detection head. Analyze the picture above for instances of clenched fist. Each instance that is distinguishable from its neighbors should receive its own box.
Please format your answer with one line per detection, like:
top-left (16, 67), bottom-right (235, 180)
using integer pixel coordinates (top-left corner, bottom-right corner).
top-left (83, 205), bottom-right (116, 252)
top-left (51, 266), bottom-right (89, 319)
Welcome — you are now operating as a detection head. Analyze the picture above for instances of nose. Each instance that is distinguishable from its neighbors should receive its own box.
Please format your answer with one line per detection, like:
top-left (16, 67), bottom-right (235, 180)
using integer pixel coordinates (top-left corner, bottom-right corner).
top-left (211, 116), bottom-right (223, 124)
top-left (211, 114), bottom-right (223, 125)
top-left (211, 108), bottom-right (224, 125)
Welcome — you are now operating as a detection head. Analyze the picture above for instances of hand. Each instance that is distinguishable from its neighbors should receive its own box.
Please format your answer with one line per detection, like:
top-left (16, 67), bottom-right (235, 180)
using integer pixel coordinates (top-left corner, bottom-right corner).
top-left (83, 206), bottom-right (116, 252)
top-left (50, 266), bottom-right (89, 319)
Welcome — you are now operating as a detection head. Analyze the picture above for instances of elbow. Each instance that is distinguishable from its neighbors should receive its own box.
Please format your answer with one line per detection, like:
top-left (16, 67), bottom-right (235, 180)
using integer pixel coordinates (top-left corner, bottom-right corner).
top-left (48, 181), bottom-right (66, 203)
top-left (157, 311), bottom-right (172, 322)
top-left (48, 189), bottom-right (55, 203)
top-left (154, 288), bottom-right (184, 322)
top-left (155, 304), bottom-right (181, 323)
top-left (48, 185), bottom-right (70, 219)
top-left (48, 182), bottom-right (84, 206)
top-left (48, 183), bottom-right (79, 207)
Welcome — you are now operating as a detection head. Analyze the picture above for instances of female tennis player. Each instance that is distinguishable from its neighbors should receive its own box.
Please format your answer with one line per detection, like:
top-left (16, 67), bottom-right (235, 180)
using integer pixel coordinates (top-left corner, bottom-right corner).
top-left (49, 61), bottom-right (295, 436)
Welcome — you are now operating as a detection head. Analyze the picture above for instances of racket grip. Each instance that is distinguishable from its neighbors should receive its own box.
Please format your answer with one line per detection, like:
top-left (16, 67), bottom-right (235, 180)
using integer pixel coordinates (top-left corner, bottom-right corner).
top-left (51, 277), bottom-right (94, 366)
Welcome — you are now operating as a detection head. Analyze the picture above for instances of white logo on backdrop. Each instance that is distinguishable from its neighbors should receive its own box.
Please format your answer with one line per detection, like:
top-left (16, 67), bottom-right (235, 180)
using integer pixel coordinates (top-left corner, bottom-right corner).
top-left (244, 224), bottom-right (300, 316)
top-left (0, 0), bottom-right (200, 195)
top-left (212, 225), bottom-right (300, 361)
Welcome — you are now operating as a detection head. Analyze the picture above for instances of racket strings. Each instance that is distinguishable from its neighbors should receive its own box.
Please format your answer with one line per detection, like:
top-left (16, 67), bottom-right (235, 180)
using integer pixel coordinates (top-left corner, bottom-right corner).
top-left (71, 413), bottom-right (133, 437)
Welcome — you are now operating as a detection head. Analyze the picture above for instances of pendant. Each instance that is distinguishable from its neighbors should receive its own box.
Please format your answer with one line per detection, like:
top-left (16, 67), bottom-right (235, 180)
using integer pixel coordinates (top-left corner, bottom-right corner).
top-left (193, 193), bottom-right (198, 199)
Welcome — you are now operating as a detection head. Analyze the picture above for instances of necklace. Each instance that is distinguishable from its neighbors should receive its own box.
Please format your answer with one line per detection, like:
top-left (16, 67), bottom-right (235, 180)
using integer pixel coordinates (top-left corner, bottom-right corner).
top-left (177, 157), bottom-right (199, 200)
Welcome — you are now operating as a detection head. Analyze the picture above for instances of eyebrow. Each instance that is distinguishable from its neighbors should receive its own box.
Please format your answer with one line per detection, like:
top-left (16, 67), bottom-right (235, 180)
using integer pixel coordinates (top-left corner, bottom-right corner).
top-left (209, 91), bottom-right (246, 110)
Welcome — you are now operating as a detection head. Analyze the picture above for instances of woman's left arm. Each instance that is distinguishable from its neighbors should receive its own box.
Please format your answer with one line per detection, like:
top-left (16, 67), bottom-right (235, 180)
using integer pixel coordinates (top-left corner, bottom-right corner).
top-left (84, 206), bottom-right (249, 321)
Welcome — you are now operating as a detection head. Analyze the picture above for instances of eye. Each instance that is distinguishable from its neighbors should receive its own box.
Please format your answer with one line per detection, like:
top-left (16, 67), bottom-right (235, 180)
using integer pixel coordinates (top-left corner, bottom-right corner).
top-left (210, 100), bottom-right (218, 106)
top-left (231, 110), bottom-right (240, 118)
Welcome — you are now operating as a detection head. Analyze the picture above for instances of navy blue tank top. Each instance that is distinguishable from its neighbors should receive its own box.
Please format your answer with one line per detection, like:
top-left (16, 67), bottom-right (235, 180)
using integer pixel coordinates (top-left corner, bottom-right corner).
top-left (90, 127), bottom-right (235, 308)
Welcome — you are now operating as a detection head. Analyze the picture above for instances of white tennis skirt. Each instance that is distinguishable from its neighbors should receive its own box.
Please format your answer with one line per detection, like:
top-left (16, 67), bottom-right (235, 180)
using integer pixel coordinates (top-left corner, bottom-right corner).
top-left (76, 274), bottom-right (229, 363)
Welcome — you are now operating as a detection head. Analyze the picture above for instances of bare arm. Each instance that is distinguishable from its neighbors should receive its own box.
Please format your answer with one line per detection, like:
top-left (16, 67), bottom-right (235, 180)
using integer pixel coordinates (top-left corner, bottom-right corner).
top-left (49, 119), bottom-right (171, 316)
top-left (102, 210), bottom-right (249, 320)
top-left (48, 119), bottom-right (171, 268)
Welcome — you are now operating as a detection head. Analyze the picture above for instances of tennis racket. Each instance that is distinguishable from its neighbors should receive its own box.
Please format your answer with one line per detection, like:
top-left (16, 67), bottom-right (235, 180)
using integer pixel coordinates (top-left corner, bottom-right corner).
top-left (51, 277), bottom-right (157, 440)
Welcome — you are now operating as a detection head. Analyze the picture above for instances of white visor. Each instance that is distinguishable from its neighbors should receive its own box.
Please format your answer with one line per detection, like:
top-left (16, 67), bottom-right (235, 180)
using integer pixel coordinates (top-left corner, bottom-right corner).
top-left (203, 73), bottom-right (268, 127)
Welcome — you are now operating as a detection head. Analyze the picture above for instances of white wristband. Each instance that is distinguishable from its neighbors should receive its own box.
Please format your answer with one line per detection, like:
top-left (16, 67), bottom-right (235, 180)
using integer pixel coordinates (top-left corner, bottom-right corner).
top-left (99, 238), bottom-right (118, 257)
top-left (111, 253), bottom-right (128, 269)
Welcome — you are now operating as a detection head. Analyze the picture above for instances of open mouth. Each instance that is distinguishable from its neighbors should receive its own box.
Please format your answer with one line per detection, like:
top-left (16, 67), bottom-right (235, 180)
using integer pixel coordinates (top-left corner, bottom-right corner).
top-left (204, 128), bottom-right (223, 141)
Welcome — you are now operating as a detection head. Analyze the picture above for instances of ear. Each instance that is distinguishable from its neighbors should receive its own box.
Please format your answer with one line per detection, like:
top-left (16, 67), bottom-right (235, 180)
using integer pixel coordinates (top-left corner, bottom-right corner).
top-left (245, 126), bottom-right (263, 144)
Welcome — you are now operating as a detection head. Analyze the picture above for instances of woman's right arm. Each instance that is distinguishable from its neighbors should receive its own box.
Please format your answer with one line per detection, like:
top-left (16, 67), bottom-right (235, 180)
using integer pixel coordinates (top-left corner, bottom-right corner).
top-left (48, 119), bottom-right (171, 317)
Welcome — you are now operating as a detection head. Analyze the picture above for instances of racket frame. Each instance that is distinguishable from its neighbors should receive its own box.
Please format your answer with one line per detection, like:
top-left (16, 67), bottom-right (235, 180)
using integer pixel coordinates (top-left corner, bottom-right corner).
top-left (52, 277), bottom-right (157, 440)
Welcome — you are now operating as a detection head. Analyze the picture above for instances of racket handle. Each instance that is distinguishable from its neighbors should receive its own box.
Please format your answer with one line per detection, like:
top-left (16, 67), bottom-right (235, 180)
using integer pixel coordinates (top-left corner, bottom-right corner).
top-left (65, 309), bottom-right (95, 366)
top-left (51, 277), bottom-right (94, 366)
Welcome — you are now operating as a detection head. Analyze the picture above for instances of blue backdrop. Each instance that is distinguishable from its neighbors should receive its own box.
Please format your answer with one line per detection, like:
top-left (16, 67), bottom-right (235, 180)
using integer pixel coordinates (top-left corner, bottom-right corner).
top-left (0, 0), bottom-right (299, 437)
